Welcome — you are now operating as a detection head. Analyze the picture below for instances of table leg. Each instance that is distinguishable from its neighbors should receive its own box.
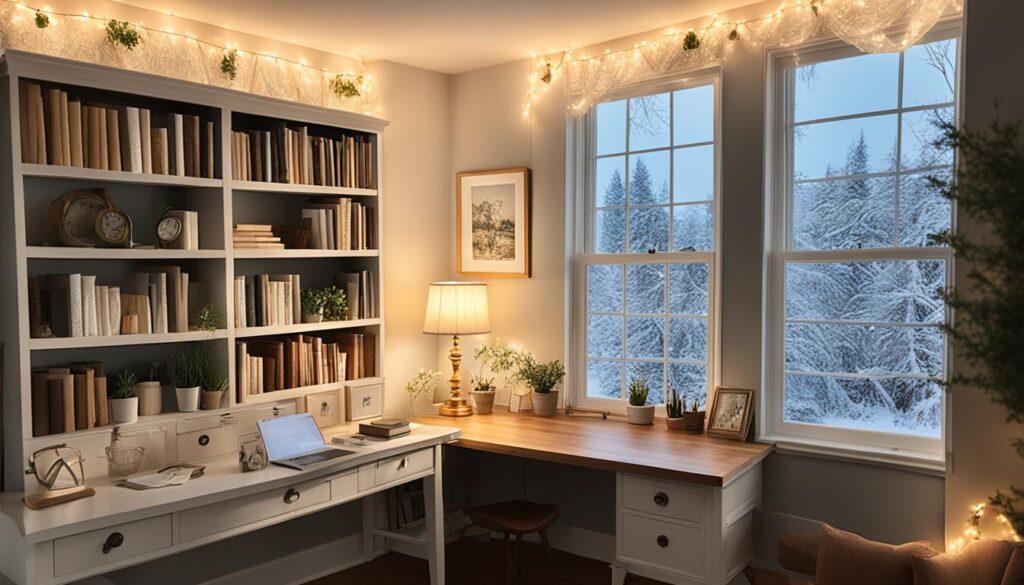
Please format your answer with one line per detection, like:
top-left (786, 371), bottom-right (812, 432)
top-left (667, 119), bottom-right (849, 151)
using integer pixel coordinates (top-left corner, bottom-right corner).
top-left (425, 445), bottom-right (446, 585)
top-left (610, 563), bottom-right (627, 585)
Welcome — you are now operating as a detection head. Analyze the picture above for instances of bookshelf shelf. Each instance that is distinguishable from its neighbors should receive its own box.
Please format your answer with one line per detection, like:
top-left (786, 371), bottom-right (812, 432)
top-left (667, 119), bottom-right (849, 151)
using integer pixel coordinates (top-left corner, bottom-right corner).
top-left (231, 249), bottom-right (378, 259)
top-left (229, 180), bottom-right (377, 197)
top-left (1, 50), bottom-right (387, 491)
top-left (234, 318), bottom-right (381, 339)
top-left (20, 163), bottom-right (223, 188)
top-left (28, 329), bottom-right (228, 351)
top-left (25, 246), bottom-right (226, 260)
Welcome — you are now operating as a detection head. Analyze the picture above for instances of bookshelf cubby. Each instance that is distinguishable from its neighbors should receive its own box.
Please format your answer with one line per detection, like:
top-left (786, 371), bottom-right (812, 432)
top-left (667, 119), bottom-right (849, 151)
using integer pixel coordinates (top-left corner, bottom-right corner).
top-left (0, 49), bottom-right (388, 490)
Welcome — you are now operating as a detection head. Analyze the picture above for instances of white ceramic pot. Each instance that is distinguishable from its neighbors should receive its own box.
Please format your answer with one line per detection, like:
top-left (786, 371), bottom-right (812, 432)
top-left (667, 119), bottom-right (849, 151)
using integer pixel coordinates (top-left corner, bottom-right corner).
top-left (471, 391), bottom-right (496, 415)
top-left (627, 404), bottom-right (656, 425)
top-left (176, 386), bottom-right (200, 412)
top-left (110, 397), bottom-right (139, 424)
top-left (531, 390), bottom-right (559, 417)
top-left (134, 381), bottom-right (162, 416)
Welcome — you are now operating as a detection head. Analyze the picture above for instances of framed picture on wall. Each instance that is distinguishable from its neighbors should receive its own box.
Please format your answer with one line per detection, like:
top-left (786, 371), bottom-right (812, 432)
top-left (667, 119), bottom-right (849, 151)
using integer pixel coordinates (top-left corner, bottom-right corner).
top-left (707, 387), bottom-right (754, 440)
top-left (456, 167), bottom-right (531, 278)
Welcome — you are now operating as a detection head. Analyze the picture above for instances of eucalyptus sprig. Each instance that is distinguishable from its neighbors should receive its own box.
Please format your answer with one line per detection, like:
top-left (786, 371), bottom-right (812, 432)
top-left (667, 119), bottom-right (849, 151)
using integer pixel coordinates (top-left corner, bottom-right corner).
top-left (330, 74), bottom-right (361, 98)
top-left (473, 344), bottom-right (527, 392)
top-left (406, 369), bottom-right (441, 401)
top-left (34, 11), bottom-right (49, 29)
top-left (682, 31), bottom-right (701, 51)
top-left (106, 20), bottom-right (141, 51)
top-left (220, 49), bottom-right (238, 81)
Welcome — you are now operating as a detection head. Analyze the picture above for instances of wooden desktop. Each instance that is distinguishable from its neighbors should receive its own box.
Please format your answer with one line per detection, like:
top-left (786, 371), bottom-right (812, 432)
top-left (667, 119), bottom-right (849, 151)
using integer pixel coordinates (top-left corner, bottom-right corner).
top-left (414, 407), bottom-right (774, 585)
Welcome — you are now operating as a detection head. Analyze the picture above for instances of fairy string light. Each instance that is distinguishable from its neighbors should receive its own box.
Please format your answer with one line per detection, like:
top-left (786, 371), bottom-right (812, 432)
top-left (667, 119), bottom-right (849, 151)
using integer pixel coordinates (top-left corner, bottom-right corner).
top-left (0, 0), bottom-right (375, 113)
top-left (525, 0), bottom-right (963, 116)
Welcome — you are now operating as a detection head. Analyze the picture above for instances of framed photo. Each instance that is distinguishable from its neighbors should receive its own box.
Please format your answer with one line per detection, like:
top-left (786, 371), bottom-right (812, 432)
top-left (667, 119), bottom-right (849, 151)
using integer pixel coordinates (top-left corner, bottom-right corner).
top-left (456, 168), bottom-right (530, 278)
top-left (707, 388), bottom-right (754, 440)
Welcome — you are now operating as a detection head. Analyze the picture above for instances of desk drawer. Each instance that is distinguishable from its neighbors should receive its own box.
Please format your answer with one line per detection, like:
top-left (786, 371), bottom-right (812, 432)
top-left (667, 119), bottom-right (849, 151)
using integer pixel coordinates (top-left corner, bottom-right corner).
top-left (54, 514), bottom-right (172, 577)
top-left (179, 477), bottom-right (330, 542)
top-left (622, 475), bottom-right (702, 524)
top-left (620, 512), bottom-right (703, 575)
top-left (331, 470), bottom-right (359, 501)
top-left (374, 448), bottom-right (433, 486)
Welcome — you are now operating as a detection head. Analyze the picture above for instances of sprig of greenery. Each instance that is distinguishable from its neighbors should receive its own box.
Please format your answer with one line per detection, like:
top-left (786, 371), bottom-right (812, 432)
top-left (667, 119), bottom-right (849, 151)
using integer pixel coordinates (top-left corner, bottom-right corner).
top-left (301, 287), bottom-right (327, 315)
top-left (34, 11), bottom-right (49, 29)
top-left (927, 115), bottom-right (1024, 534)
top-left (473, 344), bottom-right (527, 392)
top-left (627, 378), bottom-right (650, 406)
top-left (514, 356), bottom-right (565, 394)
top-left (667, 387), bottom-right (683, 418)
top-left (406, 369), bottom-right (441, 400)
top-left (194, 304), bottom-right (223, 332)
top-left (170, 346), bottom-right (204, 388)
top-left (321, 285), bottom-right (349, 321)
top-left (110, 369), bottom-right (138, 399)
top-left (220, 49), bottom-right (238, 81)
top-left (682, 31), bottom-right (701, 51)
top-left (106, 20), bottom-right (141, 51)
top-left (330, 75), bottom-right (361, 98)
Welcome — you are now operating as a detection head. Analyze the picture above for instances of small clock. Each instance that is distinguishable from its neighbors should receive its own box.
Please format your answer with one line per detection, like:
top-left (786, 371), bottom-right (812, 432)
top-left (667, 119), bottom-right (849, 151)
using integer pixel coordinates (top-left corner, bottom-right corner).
top-left (156, 215), bottom-right (183, 249)
top-left (94, 208), bottom-right (132, 247)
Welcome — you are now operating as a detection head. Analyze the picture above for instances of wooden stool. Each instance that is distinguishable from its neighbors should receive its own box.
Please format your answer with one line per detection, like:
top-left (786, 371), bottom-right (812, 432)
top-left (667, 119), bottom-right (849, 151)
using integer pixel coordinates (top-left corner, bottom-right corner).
top-left (462, 500), bottom-right (560, 584)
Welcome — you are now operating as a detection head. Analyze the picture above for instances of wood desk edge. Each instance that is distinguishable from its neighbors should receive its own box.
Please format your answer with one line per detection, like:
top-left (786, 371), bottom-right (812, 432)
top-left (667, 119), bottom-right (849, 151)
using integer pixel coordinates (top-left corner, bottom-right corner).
top-left (413, 409), bottom-right (774, 487)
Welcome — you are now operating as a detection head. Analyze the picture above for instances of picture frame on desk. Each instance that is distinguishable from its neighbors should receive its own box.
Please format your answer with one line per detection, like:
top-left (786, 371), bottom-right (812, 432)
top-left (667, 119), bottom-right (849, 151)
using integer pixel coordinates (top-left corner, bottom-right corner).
top-left (707, 387), bottom-right (754, 440)
top-left (455, 167), bottom-right (530, 278)
top-left (345, 378), bottom-right (384, 421)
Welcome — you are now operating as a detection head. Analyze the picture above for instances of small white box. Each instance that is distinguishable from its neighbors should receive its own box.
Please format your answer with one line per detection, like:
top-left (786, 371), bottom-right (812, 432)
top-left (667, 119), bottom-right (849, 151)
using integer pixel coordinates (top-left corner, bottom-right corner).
top-left (345, 377), bottom-right (383, 421)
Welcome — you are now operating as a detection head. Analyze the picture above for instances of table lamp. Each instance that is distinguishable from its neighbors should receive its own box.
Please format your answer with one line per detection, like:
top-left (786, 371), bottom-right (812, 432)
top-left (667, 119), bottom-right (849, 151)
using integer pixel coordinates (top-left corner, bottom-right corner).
top-left (423, 282), bottom-right (491, 417)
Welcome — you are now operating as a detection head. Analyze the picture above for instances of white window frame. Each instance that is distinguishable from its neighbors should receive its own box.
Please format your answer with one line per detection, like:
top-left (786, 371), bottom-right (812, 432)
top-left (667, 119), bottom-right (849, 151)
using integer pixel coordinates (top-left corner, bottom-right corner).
top-left (762, 24), bottom-right (961, 467)
top-left (568, 69), bottom-right (723, 415)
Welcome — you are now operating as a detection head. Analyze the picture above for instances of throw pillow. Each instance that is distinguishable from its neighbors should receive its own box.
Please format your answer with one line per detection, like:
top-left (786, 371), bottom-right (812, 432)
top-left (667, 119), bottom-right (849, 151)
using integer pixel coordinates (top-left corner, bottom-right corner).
top-left (912, 539), bottom-right (1013, 585)
top-left (816, 524), bottom-right (933, 585)
top-left (1002, 545), bottom-right (1024, 585)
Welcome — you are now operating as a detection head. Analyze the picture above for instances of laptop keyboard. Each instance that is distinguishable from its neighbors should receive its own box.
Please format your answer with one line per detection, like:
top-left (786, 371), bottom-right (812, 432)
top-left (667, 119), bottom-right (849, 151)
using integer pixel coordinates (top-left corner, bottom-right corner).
top-left (288, 449), bottom-right (353, 467)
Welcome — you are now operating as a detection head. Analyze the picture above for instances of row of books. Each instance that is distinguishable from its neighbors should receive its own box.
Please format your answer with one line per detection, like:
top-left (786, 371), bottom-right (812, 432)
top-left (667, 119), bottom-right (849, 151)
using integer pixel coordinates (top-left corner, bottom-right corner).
top-left (20, 83), bottom-right (215, 178)
top-left (28, 268), bottom-right (194, 339)
top-left (30, 362), bottom-right (110, 437)
top-left (302, 197), bottom-right (376, 250)
top-left (233, 274), bottom-right (301, 329)
top-left (235, 331), bottom-right (376, 397)
top-left (385, 480), bottom-right (426, 531)
top-left (230, 127), bottom-right (376, 188)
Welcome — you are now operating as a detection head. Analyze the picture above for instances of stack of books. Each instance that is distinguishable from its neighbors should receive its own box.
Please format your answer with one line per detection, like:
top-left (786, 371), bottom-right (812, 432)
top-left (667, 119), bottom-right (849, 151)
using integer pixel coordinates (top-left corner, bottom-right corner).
top-left (358, 419), bottom-right (410, 439)
top-left (233, 273), bottom-right (300, 328)
top-left (28, 268), bottom-right (195, 338)
top-left (233, 224), bottom-right (284, 250)
top-left (230, 125), bottom-right (376, 189)
top-left (30, 362), bottom-right (110, 437)
top-left (302, 197), bottom-right (375, 250)
top-left (19, 82), bottom-right (215, 178)
top-left (236, 334), bottom-right (351, 397)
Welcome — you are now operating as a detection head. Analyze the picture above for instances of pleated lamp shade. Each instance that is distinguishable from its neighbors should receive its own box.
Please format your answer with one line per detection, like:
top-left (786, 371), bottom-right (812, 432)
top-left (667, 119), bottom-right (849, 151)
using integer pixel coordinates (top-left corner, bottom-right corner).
top-left (422, 282), bottom-right (491, 336)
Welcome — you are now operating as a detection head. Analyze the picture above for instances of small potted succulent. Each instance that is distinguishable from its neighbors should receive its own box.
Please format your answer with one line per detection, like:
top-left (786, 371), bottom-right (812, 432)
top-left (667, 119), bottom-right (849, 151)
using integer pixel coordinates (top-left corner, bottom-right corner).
top-left (135, 360), bottom-right (163, 416)
top-left (471, 344), bottom-right (526, 415)
top-left (626, 378), bottom-right (655, 425)
top-left (201, 370), bottom-right (228, 411)
top-left (515, 356), bottom-right (565, 417)
top-left (171, 346), bottom-right (203, 412)
top-left (682, 398), bottom-right (707, 433)
top-left (300, 287), bottom-right (326, 323)
top-left (109, 369), bottom-right (140, 424)
top-left (665, 387), bottom-right (686, 430)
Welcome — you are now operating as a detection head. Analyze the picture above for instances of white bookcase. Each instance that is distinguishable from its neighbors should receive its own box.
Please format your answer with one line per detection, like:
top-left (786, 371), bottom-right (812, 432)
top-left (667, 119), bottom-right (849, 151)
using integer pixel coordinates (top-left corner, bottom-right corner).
top-left (0, 50), bottom-right (388, 490)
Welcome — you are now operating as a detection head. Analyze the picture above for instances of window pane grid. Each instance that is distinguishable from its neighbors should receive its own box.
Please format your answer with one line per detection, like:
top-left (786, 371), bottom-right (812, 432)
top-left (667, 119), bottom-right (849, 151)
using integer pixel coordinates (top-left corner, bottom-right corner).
top-left (777, 38), bottom-right (957, 441)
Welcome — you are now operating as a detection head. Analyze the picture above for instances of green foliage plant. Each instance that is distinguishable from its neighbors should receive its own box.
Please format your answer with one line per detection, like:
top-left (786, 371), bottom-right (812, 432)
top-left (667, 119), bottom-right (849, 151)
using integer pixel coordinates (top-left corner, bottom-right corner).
top-left (473, 344), bottom-right (527, 392)
top-left (321, 285), bottom-right (349, 321)
top-left (194, 304), bottom-right (223, 332)
top-left (106, 20), bottom-right (141, 51)
top-left (170, 346), bottom-right (204, 389)
top-left (514, 356), bottom-right (565, 394)
top-left (110, 369), bottom-right (138, 399)
top-left (666, 387), bottom-right (683, 418)
top-left (627, 378), bottom-right (650, 407)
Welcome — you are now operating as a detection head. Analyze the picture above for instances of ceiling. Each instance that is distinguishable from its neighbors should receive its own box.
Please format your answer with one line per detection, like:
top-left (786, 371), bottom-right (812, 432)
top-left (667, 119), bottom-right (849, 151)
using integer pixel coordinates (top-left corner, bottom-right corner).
top-left (115, 0), bottom-right (753, 74)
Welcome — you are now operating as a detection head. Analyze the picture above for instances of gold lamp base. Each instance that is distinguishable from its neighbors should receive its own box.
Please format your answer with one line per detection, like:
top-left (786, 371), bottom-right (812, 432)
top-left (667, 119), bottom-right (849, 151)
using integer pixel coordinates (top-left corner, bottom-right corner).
top-left (439, 335), bottom-right (473, 417)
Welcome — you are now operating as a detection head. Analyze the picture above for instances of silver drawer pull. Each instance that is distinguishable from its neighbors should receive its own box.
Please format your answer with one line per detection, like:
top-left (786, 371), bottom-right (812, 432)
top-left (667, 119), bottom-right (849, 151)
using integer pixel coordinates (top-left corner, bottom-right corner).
top-left (284, 488), bottom-right (301, 504)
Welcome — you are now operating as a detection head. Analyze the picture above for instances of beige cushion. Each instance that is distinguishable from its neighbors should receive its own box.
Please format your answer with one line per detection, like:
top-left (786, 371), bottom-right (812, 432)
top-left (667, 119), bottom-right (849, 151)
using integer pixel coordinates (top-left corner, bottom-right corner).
top-left (815, 524), bottom-right (932, 585)
top-left (779, 532), bottom-right (820, 575)
top-left (1002, 545), bottom-right (1024, 585)
top-left (912, 539), bottom-right (1014, 585)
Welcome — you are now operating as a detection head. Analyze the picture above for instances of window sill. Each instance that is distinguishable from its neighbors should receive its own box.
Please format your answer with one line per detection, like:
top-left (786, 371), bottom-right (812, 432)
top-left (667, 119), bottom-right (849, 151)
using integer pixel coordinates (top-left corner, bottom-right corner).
top-left (760, 434), bottom-right (947, 476)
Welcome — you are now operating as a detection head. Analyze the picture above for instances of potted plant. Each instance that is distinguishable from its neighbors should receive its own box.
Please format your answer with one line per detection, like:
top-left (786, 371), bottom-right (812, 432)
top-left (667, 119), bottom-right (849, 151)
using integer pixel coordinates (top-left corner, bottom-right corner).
top-left (201, 370), bottom-right (228, 411)
top-left (109, 369), bottom-right (139, 424)
top-left (405, 369), bottom-right (441, 415)
top-left (471, 344), bottom-right (527, 415)
top-left (300, 287), bottom-right (326, 323)
top-left (682, 399), bottom-right (707, 433)
top-left (515, 356), bottom-right (565, 417)
top-left (321, 285), bottom-right (349, 321)
top-left (135, 360), bottom-right (163, 416)
top-left (665, 387), bottom-right (686, 430)
top-left (193, 304), bottom-right (223, 332)
top-left (626, 378), bottom-right (655, 425)
top-left (171, 346), bottom-right (203, 412)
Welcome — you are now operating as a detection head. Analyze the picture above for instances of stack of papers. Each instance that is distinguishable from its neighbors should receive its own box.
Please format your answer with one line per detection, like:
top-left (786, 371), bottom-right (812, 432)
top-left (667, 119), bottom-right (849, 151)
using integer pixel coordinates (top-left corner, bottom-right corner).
top-left (123, 468), bottom-right (195, 490)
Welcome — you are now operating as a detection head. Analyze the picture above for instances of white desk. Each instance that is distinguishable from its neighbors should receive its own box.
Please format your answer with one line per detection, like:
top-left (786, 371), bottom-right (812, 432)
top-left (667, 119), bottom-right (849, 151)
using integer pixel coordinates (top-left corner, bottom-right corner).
top-left (0, 422), bottom-right (459, 585)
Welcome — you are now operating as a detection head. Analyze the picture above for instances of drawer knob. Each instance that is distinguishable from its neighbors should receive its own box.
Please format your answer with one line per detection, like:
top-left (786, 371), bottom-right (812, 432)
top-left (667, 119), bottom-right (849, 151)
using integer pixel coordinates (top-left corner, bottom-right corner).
top-left (284, 487), bottom-right (301, 504)
top-left (653, 491), bottom-right (669, 506)
top-left (102, 532), bottom-right (124, 554)
top-left (398, 457), bottom-right (408, 470)
top-left (656, 535), bottom-right (669, 548)
top-left (198, 434), bottom-right (210, 446)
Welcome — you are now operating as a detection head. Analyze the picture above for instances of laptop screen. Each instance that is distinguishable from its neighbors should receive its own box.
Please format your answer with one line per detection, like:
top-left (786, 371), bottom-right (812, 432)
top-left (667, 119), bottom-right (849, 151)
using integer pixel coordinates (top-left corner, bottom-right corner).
top-left (258, 413), bottom-right (326, 461)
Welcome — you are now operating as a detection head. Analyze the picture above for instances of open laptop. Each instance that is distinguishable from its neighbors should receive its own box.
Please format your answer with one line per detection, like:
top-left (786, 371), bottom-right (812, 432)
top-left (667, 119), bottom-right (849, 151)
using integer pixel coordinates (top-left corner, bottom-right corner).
top-left (257, 413), bottom-right (354, 471)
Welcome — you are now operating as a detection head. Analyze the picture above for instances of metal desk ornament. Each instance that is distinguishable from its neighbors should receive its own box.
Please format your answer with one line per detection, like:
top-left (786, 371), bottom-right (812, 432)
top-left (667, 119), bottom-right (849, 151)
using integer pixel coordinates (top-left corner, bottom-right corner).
top-left (23, 444), bottom-right (95, 510)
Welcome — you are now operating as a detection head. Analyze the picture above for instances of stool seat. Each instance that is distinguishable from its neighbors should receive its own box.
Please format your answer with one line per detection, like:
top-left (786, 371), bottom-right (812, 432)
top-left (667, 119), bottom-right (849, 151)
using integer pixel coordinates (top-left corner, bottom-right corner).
top-left (466, 500), bottom-right (560, 535)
